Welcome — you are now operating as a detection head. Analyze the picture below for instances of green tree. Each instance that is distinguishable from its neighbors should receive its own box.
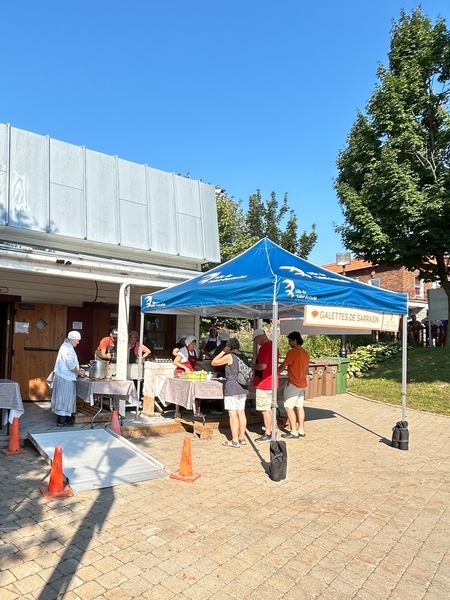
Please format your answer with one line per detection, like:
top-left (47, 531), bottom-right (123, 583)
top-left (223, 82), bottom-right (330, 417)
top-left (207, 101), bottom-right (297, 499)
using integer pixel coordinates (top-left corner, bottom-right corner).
top-left (245, 189), bottom-right (317, 257)
top-left (201, 187), bottom-right (317, 332)
top-left (335, 8), bottom-right (450, 345)
top-left (207, 188), bottom-right (317, 269)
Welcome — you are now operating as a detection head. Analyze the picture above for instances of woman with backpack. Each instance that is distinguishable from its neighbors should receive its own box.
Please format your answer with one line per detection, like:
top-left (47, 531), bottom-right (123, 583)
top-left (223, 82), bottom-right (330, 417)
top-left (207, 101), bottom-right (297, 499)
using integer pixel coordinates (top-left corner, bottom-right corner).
top-left (211, 337), bottom-right (250, 448)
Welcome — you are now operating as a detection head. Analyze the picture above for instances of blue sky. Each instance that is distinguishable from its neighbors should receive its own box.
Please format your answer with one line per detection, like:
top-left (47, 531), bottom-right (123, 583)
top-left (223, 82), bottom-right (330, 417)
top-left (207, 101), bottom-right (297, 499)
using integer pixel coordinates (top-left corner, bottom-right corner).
top-left (0, 1), bottom-right (447, 266)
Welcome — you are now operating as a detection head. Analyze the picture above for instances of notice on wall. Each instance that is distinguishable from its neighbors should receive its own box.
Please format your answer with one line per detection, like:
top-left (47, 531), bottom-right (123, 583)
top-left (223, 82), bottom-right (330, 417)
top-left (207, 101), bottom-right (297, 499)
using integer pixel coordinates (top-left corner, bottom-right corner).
top-left (72, 322), bottom-right (83, 330)
top-left (304, 305), bottom-right (400, 332)
top-left (15, 322), bottom-right (30, 334)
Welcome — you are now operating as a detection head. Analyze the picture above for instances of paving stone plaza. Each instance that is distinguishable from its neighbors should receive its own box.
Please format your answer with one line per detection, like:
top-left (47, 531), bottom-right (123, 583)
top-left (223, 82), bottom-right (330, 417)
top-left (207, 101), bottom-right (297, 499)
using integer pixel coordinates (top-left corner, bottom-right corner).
top-left (1, 393), bottom-right (449, 599)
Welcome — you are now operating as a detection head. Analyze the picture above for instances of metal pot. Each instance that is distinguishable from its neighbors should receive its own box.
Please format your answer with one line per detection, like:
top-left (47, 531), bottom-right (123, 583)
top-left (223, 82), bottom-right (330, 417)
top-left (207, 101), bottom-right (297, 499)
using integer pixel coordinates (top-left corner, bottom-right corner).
top-left (89, 360), bottom-right (108, 379)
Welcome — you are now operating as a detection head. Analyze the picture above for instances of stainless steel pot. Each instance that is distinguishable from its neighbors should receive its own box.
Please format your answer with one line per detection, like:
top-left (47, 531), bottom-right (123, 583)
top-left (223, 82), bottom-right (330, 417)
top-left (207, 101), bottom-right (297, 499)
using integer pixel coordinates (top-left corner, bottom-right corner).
top-left (89, 360), bottom-right (108, 379)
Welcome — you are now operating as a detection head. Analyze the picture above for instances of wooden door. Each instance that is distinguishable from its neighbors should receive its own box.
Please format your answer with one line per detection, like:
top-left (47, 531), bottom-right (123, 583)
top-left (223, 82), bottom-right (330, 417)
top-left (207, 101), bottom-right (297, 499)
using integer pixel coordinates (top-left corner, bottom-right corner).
top-left (67, 306), bottom-right (93, 365)
top-left (91, 307), bottom-right (116, 358)
top-left (11, 303), bottom-right (68, 400)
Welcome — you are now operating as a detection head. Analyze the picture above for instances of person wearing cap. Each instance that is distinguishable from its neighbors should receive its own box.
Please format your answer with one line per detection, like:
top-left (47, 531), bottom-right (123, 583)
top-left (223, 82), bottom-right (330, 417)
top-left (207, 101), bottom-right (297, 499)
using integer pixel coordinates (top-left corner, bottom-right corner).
top-left (277, 331), bottom-right (310, 439)
top-left (95, 328), bottom-right (118, 362)
top-left (51, 331), bottom-right (85, 427)
top-left (173, 335), bottom-right (203, 417)
top-left (201, 326), bottom-right (220, 359)
top-left (172, 333), bottom-right (188, 358)
top-left (211, 337), bottom-right (249, 448)
top-left (252, 328), bottom-right (279, 442)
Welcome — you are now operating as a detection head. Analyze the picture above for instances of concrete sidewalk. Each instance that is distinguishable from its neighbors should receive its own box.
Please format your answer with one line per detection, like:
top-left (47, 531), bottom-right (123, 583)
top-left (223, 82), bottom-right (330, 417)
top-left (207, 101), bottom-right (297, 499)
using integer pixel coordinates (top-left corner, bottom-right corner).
top-left (1, 393), bottom-right (449, 599)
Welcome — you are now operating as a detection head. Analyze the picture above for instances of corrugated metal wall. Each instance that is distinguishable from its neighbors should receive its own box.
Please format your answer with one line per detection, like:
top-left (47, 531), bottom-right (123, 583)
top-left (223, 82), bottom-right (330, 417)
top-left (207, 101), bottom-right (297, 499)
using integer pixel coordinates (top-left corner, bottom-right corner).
top-left (0, 124), bottom-right (220, 265)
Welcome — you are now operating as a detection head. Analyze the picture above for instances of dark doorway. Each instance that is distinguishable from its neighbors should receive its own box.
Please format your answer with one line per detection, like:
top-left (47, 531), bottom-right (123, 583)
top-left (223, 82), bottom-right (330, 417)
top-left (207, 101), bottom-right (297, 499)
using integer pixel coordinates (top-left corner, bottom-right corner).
top-left (0, 297), bottom-right (20, 379)
top-left (67, 306), bottom-right (94, 365)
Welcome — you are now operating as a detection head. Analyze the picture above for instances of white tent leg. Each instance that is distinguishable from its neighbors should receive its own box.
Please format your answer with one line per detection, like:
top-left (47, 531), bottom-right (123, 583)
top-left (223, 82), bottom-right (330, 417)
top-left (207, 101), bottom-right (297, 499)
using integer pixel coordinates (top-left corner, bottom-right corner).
top-left (136, 312), bottom-right (145, 406)
top-left (271, 301), bottom-right (279, 441)
top-left (401, 314), bottom-right (408, 422)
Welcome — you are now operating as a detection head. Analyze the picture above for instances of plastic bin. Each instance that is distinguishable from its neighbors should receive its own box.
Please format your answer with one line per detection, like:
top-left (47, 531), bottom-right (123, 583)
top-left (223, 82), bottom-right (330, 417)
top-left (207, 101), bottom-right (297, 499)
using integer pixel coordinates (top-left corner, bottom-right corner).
top-left (311, 360), bottom-right (328, 398)
top-left (305, 365), bottom-right (315, 400)
top-left (325, 357), bottom-right (350, 394)
top-left (323, 361), bottom-right (338, 396)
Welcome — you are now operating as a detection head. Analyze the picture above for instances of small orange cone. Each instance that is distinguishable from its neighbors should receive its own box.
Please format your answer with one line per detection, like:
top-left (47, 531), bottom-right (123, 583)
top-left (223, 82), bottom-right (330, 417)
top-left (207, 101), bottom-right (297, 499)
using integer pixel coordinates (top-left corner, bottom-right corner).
top-left (2, 417), bottom-right (28, 456)
top-left (109, 410), bottom-right (121, 435)
top-left (40, 445), bottom-right (73, 499)
top-left (170, 436), bottom-right (201, 483)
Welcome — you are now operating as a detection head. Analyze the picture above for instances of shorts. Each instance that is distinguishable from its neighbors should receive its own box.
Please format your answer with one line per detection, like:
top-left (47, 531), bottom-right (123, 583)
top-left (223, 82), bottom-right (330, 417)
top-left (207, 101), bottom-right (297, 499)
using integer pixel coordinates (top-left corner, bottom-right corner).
top-left (224, 394), bottom-right (247, 411)
top-left (283, 382), bottom-right (306, 409)
top-left (255, 389), bottom-right (272, 411)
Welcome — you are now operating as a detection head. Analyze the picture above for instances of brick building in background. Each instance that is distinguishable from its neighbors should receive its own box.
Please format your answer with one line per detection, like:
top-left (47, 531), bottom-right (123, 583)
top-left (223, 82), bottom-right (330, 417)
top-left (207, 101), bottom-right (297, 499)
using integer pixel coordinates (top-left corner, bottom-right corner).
top-left (321, 258), bottom-right (432, 318)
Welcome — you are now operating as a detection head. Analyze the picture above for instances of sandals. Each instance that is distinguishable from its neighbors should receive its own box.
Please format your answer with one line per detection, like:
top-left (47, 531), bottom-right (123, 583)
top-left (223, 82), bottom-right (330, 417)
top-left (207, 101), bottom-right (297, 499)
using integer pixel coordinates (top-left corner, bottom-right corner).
top-left (222, 440), bottom-right (240, 448)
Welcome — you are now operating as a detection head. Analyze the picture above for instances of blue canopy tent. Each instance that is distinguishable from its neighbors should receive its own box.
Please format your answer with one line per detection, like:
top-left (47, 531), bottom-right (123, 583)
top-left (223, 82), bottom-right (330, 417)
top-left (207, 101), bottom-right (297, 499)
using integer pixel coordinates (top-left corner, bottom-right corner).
top-left (140, 239), bottom-right (409, 440)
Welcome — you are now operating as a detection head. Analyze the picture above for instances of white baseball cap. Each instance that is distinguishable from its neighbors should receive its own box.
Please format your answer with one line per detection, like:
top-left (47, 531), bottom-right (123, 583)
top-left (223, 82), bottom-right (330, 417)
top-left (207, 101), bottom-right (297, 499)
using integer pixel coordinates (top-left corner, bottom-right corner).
top-left (252, 328), bottom-right (266, 340)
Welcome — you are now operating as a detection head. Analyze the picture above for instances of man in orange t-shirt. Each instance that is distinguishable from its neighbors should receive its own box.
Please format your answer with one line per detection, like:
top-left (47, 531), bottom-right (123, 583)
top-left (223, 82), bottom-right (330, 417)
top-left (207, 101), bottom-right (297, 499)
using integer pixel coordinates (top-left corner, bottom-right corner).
top-left (278, 331), bottom-right (310, 439)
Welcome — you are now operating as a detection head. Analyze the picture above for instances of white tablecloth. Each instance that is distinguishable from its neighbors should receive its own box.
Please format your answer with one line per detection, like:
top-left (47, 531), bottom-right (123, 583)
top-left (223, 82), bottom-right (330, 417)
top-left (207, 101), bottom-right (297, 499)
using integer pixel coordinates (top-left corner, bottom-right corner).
top-left (0, 379), bottom-right (25, 424)
top-left (158, 378), bottom-right (224, 411)
top-left (76, 379), bottom-right (138, 406)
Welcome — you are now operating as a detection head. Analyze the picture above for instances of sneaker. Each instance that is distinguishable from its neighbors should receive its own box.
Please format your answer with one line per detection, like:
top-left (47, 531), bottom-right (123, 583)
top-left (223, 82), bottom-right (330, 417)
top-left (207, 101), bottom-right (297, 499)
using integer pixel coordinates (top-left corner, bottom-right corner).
top-left (238, 438), bottom-right (247, 446)
top-left (222, 440), bottom-right (240, 448)
top-left (210, 409), bottom-right (223, 415)
top-left (56, 421), bottom-right (72, 427)
top-left (174, 412), bottom-right (181, 419)
top-left (281, 432), bottom-right (299, 439)
top-left (255, 434), bottom-right (272, 443)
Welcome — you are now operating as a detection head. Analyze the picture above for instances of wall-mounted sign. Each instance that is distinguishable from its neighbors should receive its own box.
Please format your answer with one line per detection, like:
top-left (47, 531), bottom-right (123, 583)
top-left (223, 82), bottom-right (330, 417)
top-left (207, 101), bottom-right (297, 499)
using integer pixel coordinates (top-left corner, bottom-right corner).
top-left (72, 322), bottom-right (83, 329)
top-left (15, 322), bottom-right (30, 334)
top-left (304, 305), bottom-right (400, 332)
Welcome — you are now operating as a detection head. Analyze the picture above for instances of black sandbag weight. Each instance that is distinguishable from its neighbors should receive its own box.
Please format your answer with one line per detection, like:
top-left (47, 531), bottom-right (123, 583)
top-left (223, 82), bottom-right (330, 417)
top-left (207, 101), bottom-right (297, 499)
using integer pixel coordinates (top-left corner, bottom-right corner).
top-left (269, 440), bottom-right (287, 481)
top-left (391, 420), bottom-right (409, 451)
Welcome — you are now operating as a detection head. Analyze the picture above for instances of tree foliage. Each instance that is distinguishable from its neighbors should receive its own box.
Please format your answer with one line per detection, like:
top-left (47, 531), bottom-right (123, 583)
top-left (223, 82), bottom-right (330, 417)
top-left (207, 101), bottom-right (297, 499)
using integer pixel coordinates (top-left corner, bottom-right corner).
top-left (205, 188), bottom-right (317, 271)
top-left (201, 188), bottom-right (317, 331)
top-left (335, 8), bottom-right (450, 344)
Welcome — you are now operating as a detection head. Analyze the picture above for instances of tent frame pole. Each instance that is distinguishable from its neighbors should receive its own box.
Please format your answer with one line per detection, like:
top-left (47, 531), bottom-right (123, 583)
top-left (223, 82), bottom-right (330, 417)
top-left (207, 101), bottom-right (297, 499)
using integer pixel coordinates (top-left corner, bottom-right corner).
top-left (401, 314), bottom-right (408, 422)
top-left (271, 301), bottom-right (279, 441)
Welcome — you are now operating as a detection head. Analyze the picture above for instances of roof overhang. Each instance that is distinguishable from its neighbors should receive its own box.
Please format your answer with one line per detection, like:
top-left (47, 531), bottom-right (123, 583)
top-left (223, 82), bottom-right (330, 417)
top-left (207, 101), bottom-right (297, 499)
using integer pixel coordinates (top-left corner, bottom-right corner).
top-left (0, 243), bottom-right (199, 288)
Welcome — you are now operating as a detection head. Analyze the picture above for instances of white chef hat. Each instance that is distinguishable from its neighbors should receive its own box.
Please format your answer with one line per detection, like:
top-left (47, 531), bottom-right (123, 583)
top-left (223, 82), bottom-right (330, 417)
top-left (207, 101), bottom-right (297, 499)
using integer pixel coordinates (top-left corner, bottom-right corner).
top-left (68, 331), bottom-right (81, 340)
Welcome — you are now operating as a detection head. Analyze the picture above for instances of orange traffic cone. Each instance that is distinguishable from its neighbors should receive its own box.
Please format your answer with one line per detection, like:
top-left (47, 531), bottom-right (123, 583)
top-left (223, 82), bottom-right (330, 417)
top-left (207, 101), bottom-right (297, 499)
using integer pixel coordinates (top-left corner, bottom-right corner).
top-left (109, 410), bottom-right (121, 435)
top-left (40, 445), bottom-right (73, 499)
top-left (2, 417), bottom-right (28, 456)
top-left (170, 436), bottom-right (201, 483)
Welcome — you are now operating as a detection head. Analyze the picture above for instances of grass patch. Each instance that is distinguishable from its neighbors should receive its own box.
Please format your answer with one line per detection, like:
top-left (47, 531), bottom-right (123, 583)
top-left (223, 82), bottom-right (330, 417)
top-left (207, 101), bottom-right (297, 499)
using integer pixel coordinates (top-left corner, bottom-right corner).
top-left (348, 346), bottom-right (450, 415)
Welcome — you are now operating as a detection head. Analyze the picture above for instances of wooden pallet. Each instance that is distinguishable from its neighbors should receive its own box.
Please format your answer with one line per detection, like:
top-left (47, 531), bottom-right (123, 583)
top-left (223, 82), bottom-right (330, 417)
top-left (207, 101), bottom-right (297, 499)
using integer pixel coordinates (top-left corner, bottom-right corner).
top-left (73, 402), bottom-right (112, 424)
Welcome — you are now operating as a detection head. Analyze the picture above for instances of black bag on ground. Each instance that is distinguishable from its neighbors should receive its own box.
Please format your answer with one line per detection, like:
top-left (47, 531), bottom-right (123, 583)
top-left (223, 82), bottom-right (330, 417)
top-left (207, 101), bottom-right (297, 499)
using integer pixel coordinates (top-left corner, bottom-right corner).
top-left (269, 440), bottom-right (287, 481)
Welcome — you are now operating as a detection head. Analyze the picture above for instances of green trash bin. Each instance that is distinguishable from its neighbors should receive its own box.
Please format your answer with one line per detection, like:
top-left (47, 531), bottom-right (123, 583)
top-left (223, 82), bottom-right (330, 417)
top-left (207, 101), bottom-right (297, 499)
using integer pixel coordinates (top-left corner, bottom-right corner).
top-left (324, 357), bottom-right (350, 394)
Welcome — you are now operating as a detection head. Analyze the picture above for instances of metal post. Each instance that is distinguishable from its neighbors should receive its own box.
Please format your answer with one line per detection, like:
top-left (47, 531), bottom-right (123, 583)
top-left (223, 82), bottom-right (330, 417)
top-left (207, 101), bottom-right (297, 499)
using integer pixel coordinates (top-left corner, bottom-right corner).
top-left (271, 301), bottom-right (279, 442)
top-left (340, 263), bottom-right (348, 358)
